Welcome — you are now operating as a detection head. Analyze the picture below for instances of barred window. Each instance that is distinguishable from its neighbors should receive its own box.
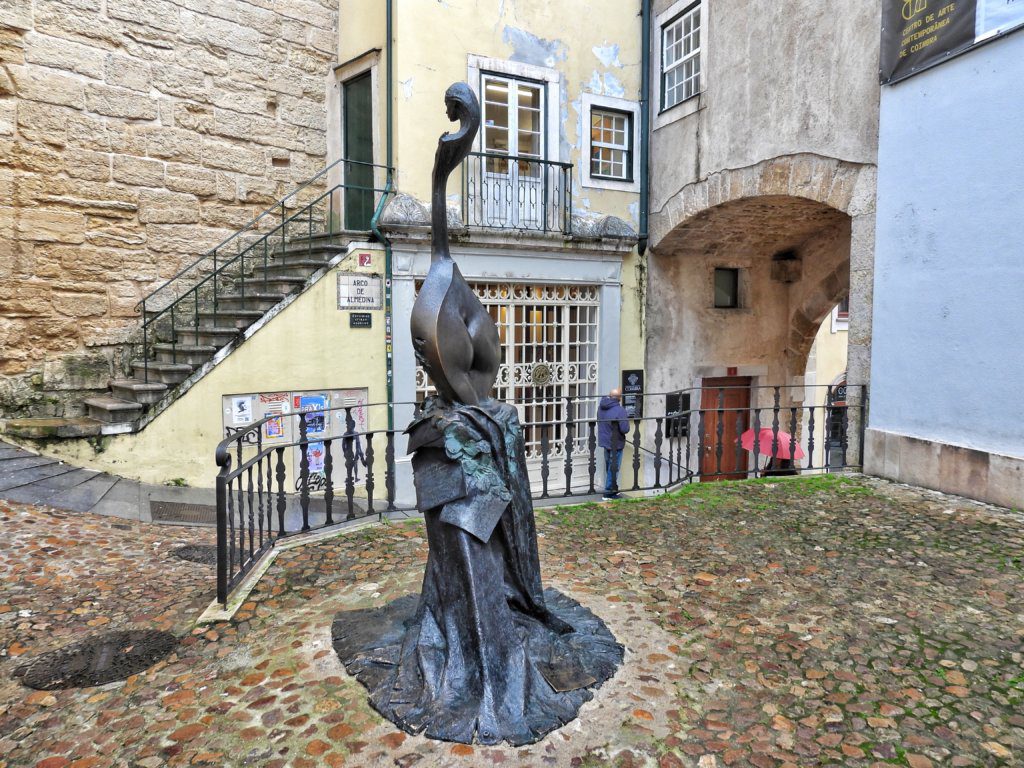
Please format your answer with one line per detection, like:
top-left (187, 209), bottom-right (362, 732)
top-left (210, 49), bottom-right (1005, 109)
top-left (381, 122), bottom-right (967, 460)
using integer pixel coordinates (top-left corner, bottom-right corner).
top-left (662, 3), bottom-right (701, 109)
top-left (590, 108), bottom-right (633, 181)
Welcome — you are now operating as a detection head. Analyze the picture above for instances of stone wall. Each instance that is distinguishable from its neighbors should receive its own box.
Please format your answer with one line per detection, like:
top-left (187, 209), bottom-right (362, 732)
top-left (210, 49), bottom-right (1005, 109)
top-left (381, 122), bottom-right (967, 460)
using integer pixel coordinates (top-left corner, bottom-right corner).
top-left (0, 0), bottom-right (336, 416)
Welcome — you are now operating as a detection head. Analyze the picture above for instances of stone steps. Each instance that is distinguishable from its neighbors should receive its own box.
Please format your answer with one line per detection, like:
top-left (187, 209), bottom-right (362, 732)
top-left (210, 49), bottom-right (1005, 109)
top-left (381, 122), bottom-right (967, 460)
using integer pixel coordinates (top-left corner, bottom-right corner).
top-left (1, 228), bottom-right (357, 441)
top-left (83, 395), bottom-right (144, 425)
top-left (110, 378), bottom-right (168, 406)
top-left (151, 343), bottom-right (217, 366)
top-left (129, 360), bottom-right (194, 385)
top-left (214, 292), bottom-right (287, 312)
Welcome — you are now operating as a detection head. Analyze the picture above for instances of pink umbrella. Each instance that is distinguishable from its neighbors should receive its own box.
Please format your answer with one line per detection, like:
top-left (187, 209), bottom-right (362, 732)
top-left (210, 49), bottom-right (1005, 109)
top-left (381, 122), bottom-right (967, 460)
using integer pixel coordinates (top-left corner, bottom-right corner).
top-left (739, 428), bottom-right (806, 460)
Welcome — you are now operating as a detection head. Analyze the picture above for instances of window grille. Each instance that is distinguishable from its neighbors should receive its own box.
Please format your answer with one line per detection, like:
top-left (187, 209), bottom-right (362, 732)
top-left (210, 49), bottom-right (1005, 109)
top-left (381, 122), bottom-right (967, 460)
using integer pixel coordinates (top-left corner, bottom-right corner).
top-left (415, 282), bottom-right (601, 461)
top-left (663, 3), bottom-right (701, 109)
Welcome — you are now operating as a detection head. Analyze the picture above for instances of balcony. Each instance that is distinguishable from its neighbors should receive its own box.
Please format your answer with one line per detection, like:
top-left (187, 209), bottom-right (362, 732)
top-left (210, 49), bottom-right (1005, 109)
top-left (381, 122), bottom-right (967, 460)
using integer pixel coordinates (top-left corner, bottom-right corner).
top-left (461, 151), bottom-right (573, 235)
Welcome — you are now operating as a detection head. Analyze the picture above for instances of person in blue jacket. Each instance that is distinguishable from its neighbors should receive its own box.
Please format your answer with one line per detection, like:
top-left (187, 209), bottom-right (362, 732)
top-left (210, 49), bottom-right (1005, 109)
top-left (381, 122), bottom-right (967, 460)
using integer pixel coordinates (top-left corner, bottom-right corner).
top-left (597, 388), bottom-right (630, 500)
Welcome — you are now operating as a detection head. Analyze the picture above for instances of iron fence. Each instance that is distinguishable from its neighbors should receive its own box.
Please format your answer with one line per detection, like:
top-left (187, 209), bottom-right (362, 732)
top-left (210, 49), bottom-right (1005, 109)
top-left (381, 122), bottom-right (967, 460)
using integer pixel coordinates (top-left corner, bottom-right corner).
top-left (214, 386), bottom-right (865, 606)
top-left (461, 151), bottom-right (573, 234)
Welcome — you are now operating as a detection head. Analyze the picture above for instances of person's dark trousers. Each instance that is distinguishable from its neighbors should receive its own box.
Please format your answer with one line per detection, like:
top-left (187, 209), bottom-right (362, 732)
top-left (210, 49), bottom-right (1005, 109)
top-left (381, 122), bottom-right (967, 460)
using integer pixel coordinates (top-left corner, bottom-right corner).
top-left (604, 448), bottom-right (623, 496)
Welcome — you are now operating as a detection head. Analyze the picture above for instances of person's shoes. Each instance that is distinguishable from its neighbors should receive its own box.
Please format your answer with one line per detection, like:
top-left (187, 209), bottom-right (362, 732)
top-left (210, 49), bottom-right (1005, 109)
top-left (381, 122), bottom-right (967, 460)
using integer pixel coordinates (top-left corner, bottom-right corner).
top-left (602, 492), bottom-right (621, 501)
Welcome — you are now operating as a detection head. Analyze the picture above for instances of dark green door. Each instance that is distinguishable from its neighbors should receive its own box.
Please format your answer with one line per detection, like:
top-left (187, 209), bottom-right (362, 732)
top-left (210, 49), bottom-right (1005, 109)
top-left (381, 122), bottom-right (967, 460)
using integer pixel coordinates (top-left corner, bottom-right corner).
top-left (343, 73), bottom-right (374, 230)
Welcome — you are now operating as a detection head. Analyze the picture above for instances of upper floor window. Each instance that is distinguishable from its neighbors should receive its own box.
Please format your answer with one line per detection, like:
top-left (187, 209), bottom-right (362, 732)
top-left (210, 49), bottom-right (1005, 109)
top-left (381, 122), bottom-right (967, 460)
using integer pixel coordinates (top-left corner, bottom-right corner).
top-left (590, 108), bottom-right (633, 182)
top-left (482, 74), bottom-right (545, 163)
top-left (662, 2), bottom-right (701, 110)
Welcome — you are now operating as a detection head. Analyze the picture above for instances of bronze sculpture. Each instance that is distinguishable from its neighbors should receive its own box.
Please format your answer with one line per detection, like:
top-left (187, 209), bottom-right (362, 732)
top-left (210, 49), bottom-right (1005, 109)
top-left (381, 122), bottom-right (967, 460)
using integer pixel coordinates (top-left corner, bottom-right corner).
top-left (333, 83), bottom-right (622, 746)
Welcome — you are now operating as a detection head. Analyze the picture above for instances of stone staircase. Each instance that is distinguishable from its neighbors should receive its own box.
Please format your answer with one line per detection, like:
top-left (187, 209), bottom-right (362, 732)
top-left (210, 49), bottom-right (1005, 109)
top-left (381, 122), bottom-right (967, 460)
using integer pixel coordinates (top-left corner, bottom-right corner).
top-left (4, 230), bottom-right (364, 439)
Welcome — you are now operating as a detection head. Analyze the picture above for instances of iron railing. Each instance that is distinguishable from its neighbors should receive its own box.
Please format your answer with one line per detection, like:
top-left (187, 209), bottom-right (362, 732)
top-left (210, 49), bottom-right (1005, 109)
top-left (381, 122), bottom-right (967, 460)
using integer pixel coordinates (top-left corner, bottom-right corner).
top-left (134, 159), bottom-right (392, 382)
top-left (214, 386), bottom-right (866, 605)
top-left (461, 151), bottom-right (573, 234)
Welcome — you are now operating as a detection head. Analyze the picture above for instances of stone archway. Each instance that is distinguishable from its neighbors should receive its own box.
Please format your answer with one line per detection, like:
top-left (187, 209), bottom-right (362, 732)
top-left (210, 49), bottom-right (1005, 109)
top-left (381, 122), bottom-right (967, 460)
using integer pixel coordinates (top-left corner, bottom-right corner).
top-left (646, 153), bottom-right (874, 389)
top-left (645, 153), bottom-right (875, 464)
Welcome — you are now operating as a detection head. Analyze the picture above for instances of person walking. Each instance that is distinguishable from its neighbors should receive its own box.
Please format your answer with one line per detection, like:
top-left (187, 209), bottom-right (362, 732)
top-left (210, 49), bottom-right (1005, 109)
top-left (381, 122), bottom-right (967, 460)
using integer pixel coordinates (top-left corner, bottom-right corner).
top-left (597, 387), bottom-right (630, 500)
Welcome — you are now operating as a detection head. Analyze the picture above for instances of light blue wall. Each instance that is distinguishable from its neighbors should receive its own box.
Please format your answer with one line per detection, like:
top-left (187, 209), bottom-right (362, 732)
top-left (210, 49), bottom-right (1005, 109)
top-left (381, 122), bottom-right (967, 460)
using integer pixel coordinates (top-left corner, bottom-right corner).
top-left (870, 30), bottom-right (1024, 459)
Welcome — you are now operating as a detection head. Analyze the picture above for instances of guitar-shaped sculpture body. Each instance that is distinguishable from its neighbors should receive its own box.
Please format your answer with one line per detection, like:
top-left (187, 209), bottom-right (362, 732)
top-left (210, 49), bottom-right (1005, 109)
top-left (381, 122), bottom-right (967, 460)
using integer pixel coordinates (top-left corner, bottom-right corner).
top-left (409, 82), bottom-right (500, 405)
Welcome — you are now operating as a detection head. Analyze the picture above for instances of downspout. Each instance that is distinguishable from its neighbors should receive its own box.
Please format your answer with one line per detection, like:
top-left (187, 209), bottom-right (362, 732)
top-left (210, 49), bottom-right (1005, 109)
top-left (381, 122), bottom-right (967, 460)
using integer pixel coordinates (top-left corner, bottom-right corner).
top-left (638, 0), bottom-right (651, 255)
top-left (370, 0), bottom-right (395, 431)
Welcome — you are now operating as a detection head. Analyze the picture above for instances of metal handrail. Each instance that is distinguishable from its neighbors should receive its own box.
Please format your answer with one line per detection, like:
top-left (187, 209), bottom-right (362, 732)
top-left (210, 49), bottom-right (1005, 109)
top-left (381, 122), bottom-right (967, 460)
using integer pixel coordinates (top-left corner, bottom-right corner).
top-left (135, 161), bottom-right (393, 381)
top-left (464, 150), bottom-right (574, 170)
top-left (135, 157), bottom-right (390, 312)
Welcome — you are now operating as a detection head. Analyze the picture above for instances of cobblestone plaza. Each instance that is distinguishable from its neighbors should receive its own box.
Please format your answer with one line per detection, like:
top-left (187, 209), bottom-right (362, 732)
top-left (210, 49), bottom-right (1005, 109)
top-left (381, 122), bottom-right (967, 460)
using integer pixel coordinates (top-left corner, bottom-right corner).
top-left (1, 476), bottom-right (1021, 767)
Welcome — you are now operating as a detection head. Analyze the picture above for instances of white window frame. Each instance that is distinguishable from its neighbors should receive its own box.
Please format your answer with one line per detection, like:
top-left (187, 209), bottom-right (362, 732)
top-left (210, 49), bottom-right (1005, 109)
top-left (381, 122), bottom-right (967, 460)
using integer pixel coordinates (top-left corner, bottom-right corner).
top-left (467, 55), bottom-right (560, 163)
top-left (581, 92), bottom-right (640, 193)
top-left (830, 301), bottom-right (850, 333)
top-left (654, 0), bottom-right (706, 130)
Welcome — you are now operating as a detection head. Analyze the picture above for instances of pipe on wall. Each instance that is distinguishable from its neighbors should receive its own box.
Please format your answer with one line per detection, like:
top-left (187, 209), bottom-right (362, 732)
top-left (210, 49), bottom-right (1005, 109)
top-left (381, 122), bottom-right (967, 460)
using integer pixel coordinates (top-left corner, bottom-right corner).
top-left (638, 0), bottom-right (651, 255)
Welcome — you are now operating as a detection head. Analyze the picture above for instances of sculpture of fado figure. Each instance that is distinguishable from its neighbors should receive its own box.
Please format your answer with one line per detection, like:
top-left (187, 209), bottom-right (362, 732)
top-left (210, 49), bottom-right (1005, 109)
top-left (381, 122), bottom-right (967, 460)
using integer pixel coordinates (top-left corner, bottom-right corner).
top-left (332, 83), bottom-right (623, 746)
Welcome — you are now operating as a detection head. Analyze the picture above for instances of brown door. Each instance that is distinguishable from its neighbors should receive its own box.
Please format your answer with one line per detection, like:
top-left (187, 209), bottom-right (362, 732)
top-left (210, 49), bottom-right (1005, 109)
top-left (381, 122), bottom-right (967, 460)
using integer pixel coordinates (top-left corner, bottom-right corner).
top-left (699, 377), bottom-right (751, 481)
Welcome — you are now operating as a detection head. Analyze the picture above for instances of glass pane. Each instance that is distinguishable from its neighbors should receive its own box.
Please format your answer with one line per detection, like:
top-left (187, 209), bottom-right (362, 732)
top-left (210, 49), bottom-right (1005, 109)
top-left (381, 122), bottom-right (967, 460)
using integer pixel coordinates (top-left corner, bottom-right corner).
top-left (518, 107), bottom-right (540, 134)
top-left (518, 84), bottom-right (540, 108)
top-left (714, 269), bottom-right (739, 308)
top-left (518, 130), bottom-right (540, 157)
top-left (484, 125), bottom-right (509, 153)
top-left (484, 102), bottom-right (509, 130)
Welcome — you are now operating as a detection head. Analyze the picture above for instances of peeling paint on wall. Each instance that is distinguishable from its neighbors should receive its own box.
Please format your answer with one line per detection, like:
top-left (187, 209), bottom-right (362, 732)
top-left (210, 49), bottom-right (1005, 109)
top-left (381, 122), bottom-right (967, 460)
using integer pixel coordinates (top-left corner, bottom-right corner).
top-left (592, 43), bottom-right (622, 68)
top-left (502, 26), bottom-right (568, 68)
top-left (602, 72), bottom-right (626, 98)
top-left (628, 201), bottom-right (640, 228)
top-left (400, 78), bottom-right (414, 100)
top-left (586, 71), bottom-right (626, 98)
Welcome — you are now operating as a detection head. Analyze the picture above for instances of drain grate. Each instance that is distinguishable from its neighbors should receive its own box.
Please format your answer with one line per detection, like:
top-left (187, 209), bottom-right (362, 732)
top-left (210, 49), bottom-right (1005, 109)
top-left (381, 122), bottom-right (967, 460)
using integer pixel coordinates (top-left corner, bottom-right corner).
top-left (13, 630), bottom-right (178, 690)
top-left (171, 544), bottom-right (218, 565)
top-left (151, 501), bottom-right (217, 526)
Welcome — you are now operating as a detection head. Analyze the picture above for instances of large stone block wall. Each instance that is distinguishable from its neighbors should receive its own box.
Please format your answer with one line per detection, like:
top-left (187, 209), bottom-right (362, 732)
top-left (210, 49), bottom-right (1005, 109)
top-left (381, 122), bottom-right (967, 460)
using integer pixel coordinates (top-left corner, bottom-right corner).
top-left (0, 0), bottom-right (336, 416)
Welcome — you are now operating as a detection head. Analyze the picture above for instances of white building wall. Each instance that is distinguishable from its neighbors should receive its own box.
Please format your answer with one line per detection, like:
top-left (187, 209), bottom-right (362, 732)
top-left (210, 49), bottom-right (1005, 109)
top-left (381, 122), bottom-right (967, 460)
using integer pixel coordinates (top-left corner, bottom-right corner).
top-left (869, 31), bottom-right (1024, 460)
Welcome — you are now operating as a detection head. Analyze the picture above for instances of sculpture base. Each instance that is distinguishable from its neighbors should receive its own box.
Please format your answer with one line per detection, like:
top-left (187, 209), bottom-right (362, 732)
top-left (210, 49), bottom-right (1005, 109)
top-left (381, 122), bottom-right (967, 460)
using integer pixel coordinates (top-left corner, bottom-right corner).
top-left (332, 586), bottom-right (623, 746)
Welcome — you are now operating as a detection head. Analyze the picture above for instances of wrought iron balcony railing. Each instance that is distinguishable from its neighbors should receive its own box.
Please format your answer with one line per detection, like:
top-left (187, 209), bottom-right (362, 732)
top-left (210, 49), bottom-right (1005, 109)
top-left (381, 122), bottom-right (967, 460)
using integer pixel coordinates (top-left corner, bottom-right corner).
top-left (461, 151), bottom-right (573, 235)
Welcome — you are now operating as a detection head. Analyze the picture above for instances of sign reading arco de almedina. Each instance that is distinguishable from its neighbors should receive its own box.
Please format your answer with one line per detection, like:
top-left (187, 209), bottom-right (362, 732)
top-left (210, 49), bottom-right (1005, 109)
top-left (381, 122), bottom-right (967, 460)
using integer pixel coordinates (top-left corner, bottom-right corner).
top-left (881, 0), bottom-right (1024, 84)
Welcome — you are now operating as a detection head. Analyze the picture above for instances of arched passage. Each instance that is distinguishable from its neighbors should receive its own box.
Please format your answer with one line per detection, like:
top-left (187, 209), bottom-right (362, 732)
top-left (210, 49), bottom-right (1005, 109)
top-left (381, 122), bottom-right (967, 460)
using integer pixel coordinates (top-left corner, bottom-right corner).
top-left (645, 154), bottom-right (872, 399)
top-left (644, 153), bottom-right (875, 473)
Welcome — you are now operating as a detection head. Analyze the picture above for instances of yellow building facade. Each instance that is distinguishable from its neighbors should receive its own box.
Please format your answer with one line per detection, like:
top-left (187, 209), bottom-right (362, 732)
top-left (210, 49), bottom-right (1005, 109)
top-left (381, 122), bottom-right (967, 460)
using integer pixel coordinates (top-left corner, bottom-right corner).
top-left (8, 1), bottom-right (646, 495)
top-left (332, 1), bottom-right (645, 497)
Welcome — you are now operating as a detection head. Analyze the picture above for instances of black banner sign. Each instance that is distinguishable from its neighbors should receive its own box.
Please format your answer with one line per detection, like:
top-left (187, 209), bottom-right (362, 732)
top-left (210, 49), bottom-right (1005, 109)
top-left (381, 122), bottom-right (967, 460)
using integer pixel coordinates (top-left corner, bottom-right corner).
top-left (621, 369), bottom-right (644, 419)
top-left (349, 312), bottom-right (373, 328)
top-left (881, 0), bottom-right (977, 84)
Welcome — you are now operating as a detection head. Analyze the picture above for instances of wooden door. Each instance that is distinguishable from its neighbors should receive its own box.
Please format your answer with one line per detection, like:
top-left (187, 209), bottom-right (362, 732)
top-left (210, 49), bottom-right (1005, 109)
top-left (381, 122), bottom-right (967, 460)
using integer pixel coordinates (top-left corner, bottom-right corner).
top-left (699, 377), bottom-right (751, 481)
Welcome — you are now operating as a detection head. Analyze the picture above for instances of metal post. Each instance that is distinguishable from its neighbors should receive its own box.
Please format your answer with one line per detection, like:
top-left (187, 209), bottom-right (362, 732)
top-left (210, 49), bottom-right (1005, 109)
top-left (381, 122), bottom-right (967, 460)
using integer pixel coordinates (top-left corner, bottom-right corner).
top-left (215, 459), bottom-right (229, 606)
top-left (299, 412), bottom-right (310, 531)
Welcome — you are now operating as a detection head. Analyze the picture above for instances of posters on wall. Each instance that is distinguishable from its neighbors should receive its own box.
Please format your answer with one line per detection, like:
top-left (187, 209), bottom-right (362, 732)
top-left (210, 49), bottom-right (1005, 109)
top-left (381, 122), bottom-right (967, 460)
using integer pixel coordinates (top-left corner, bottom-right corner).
top-left (221, 388), bottom-right (369, 492)
top-left (881, 0), bottom-right (1024, 84)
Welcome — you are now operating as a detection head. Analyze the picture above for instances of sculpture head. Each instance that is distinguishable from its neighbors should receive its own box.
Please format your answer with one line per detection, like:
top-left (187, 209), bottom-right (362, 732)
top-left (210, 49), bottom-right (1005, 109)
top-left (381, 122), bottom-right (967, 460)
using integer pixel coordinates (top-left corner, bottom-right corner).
top-left (434, 83), bottom-right (480, 189)
top-left (443, 82), bottom-right (478, 134)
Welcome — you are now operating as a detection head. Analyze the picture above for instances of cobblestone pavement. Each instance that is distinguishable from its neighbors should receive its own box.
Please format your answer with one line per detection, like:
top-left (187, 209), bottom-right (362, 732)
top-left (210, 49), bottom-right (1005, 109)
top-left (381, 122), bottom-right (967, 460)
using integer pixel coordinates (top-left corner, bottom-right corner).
top-left (0, 475), bottom-right (1022, 768)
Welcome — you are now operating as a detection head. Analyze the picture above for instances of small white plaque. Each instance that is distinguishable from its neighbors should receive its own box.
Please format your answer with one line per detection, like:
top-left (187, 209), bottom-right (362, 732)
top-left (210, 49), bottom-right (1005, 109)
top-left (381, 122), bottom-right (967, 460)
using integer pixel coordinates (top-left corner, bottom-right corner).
top-left (337, 273), bottom-right (382, 310)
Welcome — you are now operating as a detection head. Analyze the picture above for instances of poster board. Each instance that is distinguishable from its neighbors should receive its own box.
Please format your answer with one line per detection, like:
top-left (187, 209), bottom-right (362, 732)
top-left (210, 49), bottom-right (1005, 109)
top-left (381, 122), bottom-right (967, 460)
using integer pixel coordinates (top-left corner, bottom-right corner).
top-left (221, 387), bottom-right (369, 493)
top-left (881, 0), bottom-right (1024, 84)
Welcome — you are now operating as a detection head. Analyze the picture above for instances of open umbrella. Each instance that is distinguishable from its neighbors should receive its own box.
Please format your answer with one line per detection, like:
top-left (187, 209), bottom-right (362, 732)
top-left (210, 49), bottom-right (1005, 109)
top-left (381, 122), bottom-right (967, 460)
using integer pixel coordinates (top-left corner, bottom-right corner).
top-left (738, 428), bottom-right (806, 460)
